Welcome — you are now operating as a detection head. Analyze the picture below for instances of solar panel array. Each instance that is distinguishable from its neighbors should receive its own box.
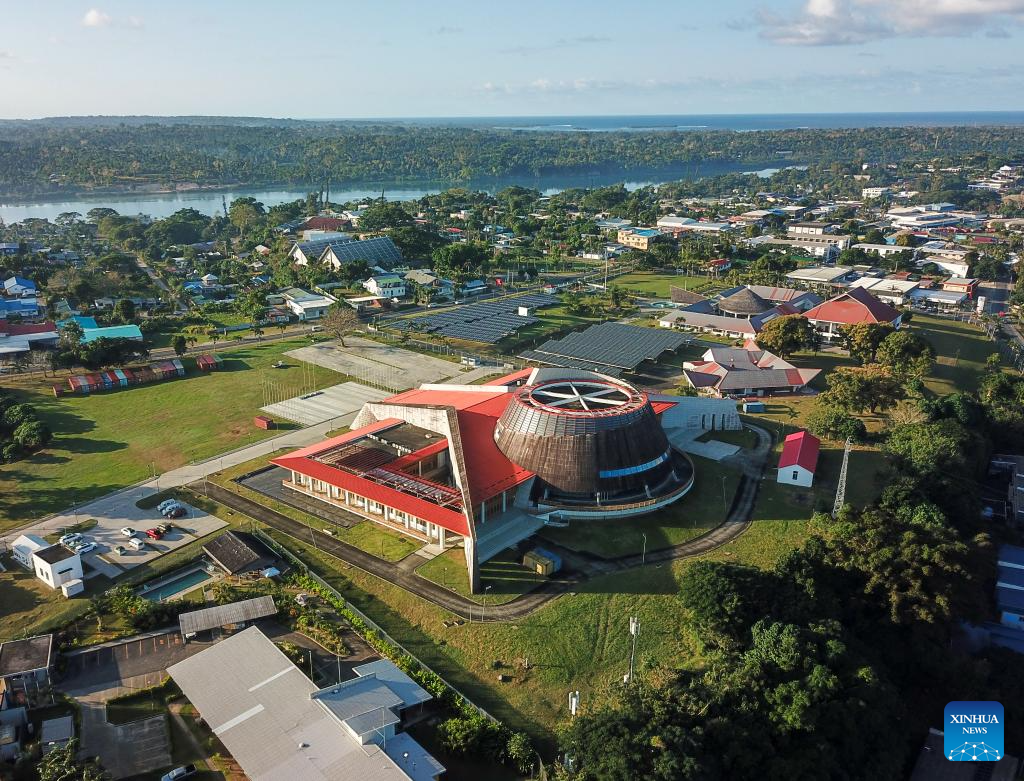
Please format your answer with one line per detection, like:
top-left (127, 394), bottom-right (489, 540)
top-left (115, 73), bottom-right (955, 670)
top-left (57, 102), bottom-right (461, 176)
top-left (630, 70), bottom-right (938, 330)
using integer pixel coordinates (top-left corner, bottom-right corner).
top-left (521, 322), bottom-right (690, 372)
top-left (320, 236), bottom-right (403, 267)
top-left (392, 293), bottom-right (557, 343)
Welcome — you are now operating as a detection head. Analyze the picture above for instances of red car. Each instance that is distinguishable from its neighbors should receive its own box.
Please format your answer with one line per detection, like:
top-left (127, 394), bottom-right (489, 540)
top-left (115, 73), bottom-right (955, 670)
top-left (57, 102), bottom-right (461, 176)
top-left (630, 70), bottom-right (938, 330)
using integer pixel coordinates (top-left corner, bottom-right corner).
top-left (145, 528), bottom-right (164, 540)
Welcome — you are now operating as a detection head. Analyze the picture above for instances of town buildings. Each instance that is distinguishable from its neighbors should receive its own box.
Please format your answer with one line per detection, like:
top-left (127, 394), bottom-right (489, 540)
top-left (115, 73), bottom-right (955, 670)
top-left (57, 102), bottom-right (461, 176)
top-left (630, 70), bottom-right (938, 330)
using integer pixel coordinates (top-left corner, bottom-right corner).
top-left (682, 342), bottom-right (821, 398)
top-left (803, 288), bottom-right (903, 342)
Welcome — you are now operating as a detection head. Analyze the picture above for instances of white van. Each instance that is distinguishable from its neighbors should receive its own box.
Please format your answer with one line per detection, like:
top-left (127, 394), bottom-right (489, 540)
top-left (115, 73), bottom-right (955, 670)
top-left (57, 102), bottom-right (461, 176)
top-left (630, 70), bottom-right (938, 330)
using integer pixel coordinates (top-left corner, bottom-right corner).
top-left (128, 537), bottom-right (146, 551)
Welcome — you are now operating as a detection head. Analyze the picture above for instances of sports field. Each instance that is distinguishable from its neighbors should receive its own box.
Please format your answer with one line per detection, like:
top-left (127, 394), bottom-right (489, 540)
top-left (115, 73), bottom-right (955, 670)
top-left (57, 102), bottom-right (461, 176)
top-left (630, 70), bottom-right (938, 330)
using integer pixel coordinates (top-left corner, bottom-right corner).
top-left (0, 339), bottom-right (345, 531)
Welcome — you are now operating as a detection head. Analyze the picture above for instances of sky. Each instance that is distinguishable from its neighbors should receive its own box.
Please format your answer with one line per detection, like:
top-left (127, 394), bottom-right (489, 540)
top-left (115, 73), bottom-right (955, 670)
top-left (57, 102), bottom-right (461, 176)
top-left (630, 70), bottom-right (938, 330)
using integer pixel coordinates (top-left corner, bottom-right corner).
top-left (1, 0), bottom-right (1023, 118)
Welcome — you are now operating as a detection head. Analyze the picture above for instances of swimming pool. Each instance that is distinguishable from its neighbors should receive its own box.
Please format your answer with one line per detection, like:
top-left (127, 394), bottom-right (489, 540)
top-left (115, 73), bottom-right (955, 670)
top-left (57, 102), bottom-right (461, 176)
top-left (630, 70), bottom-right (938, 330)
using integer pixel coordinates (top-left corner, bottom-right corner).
top-left (139, 566), bottom-right (213, 601)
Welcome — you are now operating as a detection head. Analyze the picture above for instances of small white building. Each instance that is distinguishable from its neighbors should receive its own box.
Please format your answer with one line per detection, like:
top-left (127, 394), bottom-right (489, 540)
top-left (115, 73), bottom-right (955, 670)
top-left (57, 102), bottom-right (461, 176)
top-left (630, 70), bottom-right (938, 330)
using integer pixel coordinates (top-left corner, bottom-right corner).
top-left (31, 545), bottom-right (83, 591)
top-left (777, 431), bottom-right (820, 488)
top-left (362, 274), bottom-right (406, 299)
top-left (281, 287), bottom-right (337, 321)
top-left (11, 535), bottom-right (47, 569)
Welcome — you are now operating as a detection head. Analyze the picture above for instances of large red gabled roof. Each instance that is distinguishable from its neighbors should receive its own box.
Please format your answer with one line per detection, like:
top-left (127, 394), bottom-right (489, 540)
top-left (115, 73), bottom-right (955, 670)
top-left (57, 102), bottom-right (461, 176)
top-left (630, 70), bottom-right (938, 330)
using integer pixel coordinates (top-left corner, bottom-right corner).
top-left (778, 430), bottom-right (820, 473)
top-left (803, 287), bottom-right (901, 326)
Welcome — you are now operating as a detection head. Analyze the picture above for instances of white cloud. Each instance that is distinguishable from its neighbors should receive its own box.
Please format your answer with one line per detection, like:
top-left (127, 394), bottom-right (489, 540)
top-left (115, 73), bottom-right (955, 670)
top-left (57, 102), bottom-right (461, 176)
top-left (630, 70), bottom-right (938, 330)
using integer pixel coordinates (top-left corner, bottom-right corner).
top-left (81, 8), bottom-right (112, 28)
top-left (752, 0), bottom-right (1024, 45)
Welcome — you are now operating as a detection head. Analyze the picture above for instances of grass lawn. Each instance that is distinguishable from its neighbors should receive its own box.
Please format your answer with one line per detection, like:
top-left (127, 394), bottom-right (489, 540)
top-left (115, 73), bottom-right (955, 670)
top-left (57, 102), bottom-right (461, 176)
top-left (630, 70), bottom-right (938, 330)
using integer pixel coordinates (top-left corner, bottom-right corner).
top-left (613, 272), bottom-right (718, 298)
top-left (539, 455), bottom-right (742, 558)
top-left (0, 338), bottom-right (346, 532)
top-left (262, 458), bottom-right (817, 750)
top-left (415, 548), bottom-right (547, 605)
top-left (208, 454), bottom-right (420, 563)
top-left (696, 427), bottom-right (758, 449)
top-left (909, 314), bottom-right (999, 394)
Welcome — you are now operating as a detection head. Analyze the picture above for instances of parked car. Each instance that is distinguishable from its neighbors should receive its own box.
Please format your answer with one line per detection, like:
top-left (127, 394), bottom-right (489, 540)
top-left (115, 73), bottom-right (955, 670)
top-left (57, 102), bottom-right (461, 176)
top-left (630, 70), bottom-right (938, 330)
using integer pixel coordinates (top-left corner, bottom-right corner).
top-left (114, 545), bottom-right (126, 556)
top-left (120, 527), bottom-right (136, 538)
top-left (161, 502), bottom-right (184, 517)
top-left (165, 506), bottom-right (187, 519)
top-left (59, 533), bottom-right (84, 547)
top-left (127, 537), bottom-right (146, 551)
top-left (156, 498), bottom-right (178, 513)
top-left (144, 528), bottom-right (164, 540)
top-left (156, 523), bottom-right (172, 534)
top-left (73, 542), bottom-right (96, 555)
top-left (160, 765), bottom-right (197, 781)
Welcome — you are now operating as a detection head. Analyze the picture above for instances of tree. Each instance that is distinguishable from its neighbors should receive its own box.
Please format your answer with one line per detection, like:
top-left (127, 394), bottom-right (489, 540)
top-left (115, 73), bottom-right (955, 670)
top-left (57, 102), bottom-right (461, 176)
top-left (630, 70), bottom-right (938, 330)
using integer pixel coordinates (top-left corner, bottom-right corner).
top-left (172, 334), bottom-right (187, 357)
top-left (884, 419), bottom-right (974, 479)
top-left (679, 561), bottom-right (776, 641)
top-left (228, 197), bottom-right (266, 237)
top-left (822, 366), bottom-right (903, 414)
top-left (756, 315), bottom-right (819, 358)
top-left (322, 304), bottom-right (360, 348)
top-left (821, 502), bottom-right (971, 625)
top-left (113, 298), bottom-right (136, 324)
top-left (357, 201), bottom-right (414, 232)
top-left (37, 739), bottom-right (111, 781)
top-left (505, 732), bottom-right (535, 775)
top-left (13, 419), bottom-right (52, 451)
top-left (805, 402), bottom-right (867, 442)
top-left (840, 322), bottom-right (894, 365)
top-left (876, 329), bottom-right (936, 378)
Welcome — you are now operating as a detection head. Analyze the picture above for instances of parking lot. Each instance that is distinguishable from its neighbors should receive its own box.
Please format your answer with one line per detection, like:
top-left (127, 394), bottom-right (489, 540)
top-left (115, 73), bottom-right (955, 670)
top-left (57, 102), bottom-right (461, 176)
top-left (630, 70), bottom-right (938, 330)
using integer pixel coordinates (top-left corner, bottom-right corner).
top-left (286, 336), bottom-right (464, 391)
top-left (65, 500), bottom-right (226, 575)
top-left (62, 631), bottom-right (215, 692)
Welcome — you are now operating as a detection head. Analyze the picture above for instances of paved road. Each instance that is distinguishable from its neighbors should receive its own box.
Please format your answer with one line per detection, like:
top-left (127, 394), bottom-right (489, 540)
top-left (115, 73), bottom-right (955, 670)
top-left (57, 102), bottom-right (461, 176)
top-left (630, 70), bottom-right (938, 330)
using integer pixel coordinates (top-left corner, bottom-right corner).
top-left (199, 424), bottom-right (772, 622)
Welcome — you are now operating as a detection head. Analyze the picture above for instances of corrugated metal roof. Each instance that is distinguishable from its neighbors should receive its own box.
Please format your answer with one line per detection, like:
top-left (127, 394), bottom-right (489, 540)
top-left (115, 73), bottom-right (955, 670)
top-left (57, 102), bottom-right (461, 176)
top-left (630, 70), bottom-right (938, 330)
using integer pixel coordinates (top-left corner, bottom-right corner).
top-left (178, 596), bottom-right (277, 636)
top-left (778, 431), bottom-right (820, 473)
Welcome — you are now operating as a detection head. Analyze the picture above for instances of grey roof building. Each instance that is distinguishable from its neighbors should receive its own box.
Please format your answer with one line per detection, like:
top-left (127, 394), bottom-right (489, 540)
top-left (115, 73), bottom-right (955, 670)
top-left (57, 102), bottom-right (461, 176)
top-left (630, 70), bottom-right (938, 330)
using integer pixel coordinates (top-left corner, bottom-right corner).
top-left (167, 627), bottom-right (444, 781)
top-left (178, 596), bottom-right (278, 639)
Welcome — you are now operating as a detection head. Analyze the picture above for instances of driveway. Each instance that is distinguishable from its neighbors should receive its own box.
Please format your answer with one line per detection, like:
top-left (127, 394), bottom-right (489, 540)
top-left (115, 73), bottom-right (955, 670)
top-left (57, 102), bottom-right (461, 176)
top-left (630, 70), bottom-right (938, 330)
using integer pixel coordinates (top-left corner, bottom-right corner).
top-left (74, 674), bottom-right (172, 779)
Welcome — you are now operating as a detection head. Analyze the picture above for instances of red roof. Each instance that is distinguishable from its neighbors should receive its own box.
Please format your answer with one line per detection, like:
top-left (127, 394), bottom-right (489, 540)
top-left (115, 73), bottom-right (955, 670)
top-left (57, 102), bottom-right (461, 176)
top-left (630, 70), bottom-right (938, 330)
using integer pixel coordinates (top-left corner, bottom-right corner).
top-left (303, 216), bottom-right (349, 231)
top-left (778, 431), bottom-right (820, 473)
top-left (0, 320), bottom-right (57, 337)
top-left (803, 287), bottom-right (901, 326)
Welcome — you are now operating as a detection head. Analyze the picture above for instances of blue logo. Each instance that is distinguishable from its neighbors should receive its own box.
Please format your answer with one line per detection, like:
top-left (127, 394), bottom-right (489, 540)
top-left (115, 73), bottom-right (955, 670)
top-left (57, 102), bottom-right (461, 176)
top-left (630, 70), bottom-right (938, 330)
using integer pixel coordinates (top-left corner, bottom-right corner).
top-left (944, 701), bottom-right (1004, 762)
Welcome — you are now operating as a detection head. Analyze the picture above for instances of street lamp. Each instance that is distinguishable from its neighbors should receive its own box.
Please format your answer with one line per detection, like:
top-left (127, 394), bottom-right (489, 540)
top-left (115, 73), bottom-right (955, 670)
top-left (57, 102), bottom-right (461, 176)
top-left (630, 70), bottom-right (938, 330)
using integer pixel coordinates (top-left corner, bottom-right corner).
top-left (641, 533), bottom-right (647, 565)
top-left (482, 585), bottom-right (492, 622)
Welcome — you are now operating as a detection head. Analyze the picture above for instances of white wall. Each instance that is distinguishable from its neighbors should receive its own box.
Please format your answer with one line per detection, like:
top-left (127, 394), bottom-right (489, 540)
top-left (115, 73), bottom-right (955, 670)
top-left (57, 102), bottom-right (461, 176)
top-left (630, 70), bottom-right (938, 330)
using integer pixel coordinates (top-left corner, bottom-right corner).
top-left (777, 465), bottom-right (814, 488)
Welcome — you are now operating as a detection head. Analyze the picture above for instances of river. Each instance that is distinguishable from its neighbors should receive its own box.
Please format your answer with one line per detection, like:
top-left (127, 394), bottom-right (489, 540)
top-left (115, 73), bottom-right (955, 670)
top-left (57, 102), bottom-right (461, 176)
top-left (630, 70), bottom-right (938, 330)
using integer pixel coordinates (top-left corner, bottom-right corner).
top-left (0, 161), bottom-right (784, 223)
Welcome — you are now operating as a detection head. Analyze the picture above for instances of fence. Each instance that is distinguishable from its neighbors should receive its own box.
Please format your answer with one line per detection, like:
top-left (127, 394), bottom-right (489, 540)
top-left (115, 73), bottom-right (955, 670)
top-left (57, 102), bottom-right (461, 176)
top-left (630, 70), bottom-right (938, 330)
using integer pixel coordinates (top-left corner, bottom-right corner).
top-left (253, 528), bottom-right (498, 723)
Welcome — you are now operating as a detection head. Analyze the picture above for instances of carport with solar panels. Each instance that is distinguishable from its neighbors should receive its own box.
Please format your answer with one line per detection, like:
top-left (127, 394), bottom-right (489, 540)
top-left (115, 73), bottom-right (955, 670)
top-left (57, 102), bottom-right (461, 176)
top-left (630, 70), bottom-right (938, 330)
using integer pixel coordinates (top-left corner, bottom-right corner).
top-left (391, 293), bottom-right (558, 343)
top-left (520, 321), bottom-right (690, 376)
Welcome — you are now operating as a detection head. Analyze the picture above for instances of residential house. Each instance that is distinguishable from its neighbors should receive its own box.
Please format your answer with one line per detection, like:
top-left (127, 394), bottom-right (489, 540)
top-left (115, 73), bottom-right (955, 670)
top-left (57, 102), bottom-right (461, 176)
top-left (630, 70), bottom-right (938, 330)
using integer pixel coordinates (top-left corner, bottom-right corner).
top-left (802, 287), bottom-right (903, 342)
top-left (363, 274), bottom-right (406, 299)
top-left (786, 221), bottom-right (834, 236)
top-left (30, 545), bottom-right (83, 591)
top-left (777, 431), bottom-right (820, 487)
top-left (281, 287), bottom-right (337, 321)
top-left (0, 243), bottom-right (19, 256)
top-left (656, 215), bottom-right (696, 232)
top-left (942, 277), bottom-right (978, 298)
top-left (0, 635), bottom-right (55, 706)
top-left (847, 276), bottom-right (921, 306)
top-left (2, 276), bottom-right (36, 297)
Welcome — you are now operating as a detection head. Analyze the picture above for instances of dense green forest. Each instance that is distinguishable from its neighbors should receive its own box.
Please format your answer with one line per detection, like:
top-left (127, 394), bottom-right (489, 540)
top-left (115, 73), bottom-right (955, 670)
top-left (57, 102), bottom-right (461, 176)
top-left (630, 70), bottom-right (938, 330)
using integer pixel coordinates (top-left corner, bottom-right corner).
top-left (1, 119), bottom-right (1022, 195)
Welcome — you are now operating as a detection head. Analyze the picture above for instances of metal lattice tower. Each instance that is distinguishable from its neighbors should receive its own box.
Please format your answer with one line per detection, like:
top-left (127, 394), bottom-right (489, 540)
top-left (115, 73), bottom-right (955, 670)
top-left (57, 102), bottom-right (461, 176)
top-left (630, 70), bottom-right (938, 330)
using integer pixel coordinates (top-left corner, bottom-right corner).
top-left (832, 436), bottom-right (853, 517)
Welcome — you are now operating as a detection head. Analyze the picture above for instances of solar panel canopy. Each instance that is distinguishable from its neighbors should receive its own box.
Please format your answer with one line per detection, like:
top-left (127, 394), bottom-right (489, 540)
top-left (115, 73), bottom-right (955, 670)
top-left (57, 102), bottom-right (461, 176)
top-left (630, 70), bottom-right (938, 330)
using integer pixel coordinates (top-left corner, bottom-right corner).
top-left (521, 322), bottom-right (689, 372)
top-left (393, 293), bottom-right (557, 343)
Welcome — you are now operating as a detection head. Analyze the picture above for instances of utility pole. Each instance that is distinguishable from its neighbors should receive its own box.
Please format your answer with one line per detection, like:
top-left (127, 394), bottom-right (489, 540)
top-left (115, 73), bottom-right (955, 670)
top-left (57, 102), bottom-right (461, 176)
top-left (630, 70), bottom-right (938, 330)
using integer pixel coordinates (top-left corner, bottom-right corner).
top-left (627, 616), bottom-right (640, 684)
top-left (641, 533), bottom-right (647, 565)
